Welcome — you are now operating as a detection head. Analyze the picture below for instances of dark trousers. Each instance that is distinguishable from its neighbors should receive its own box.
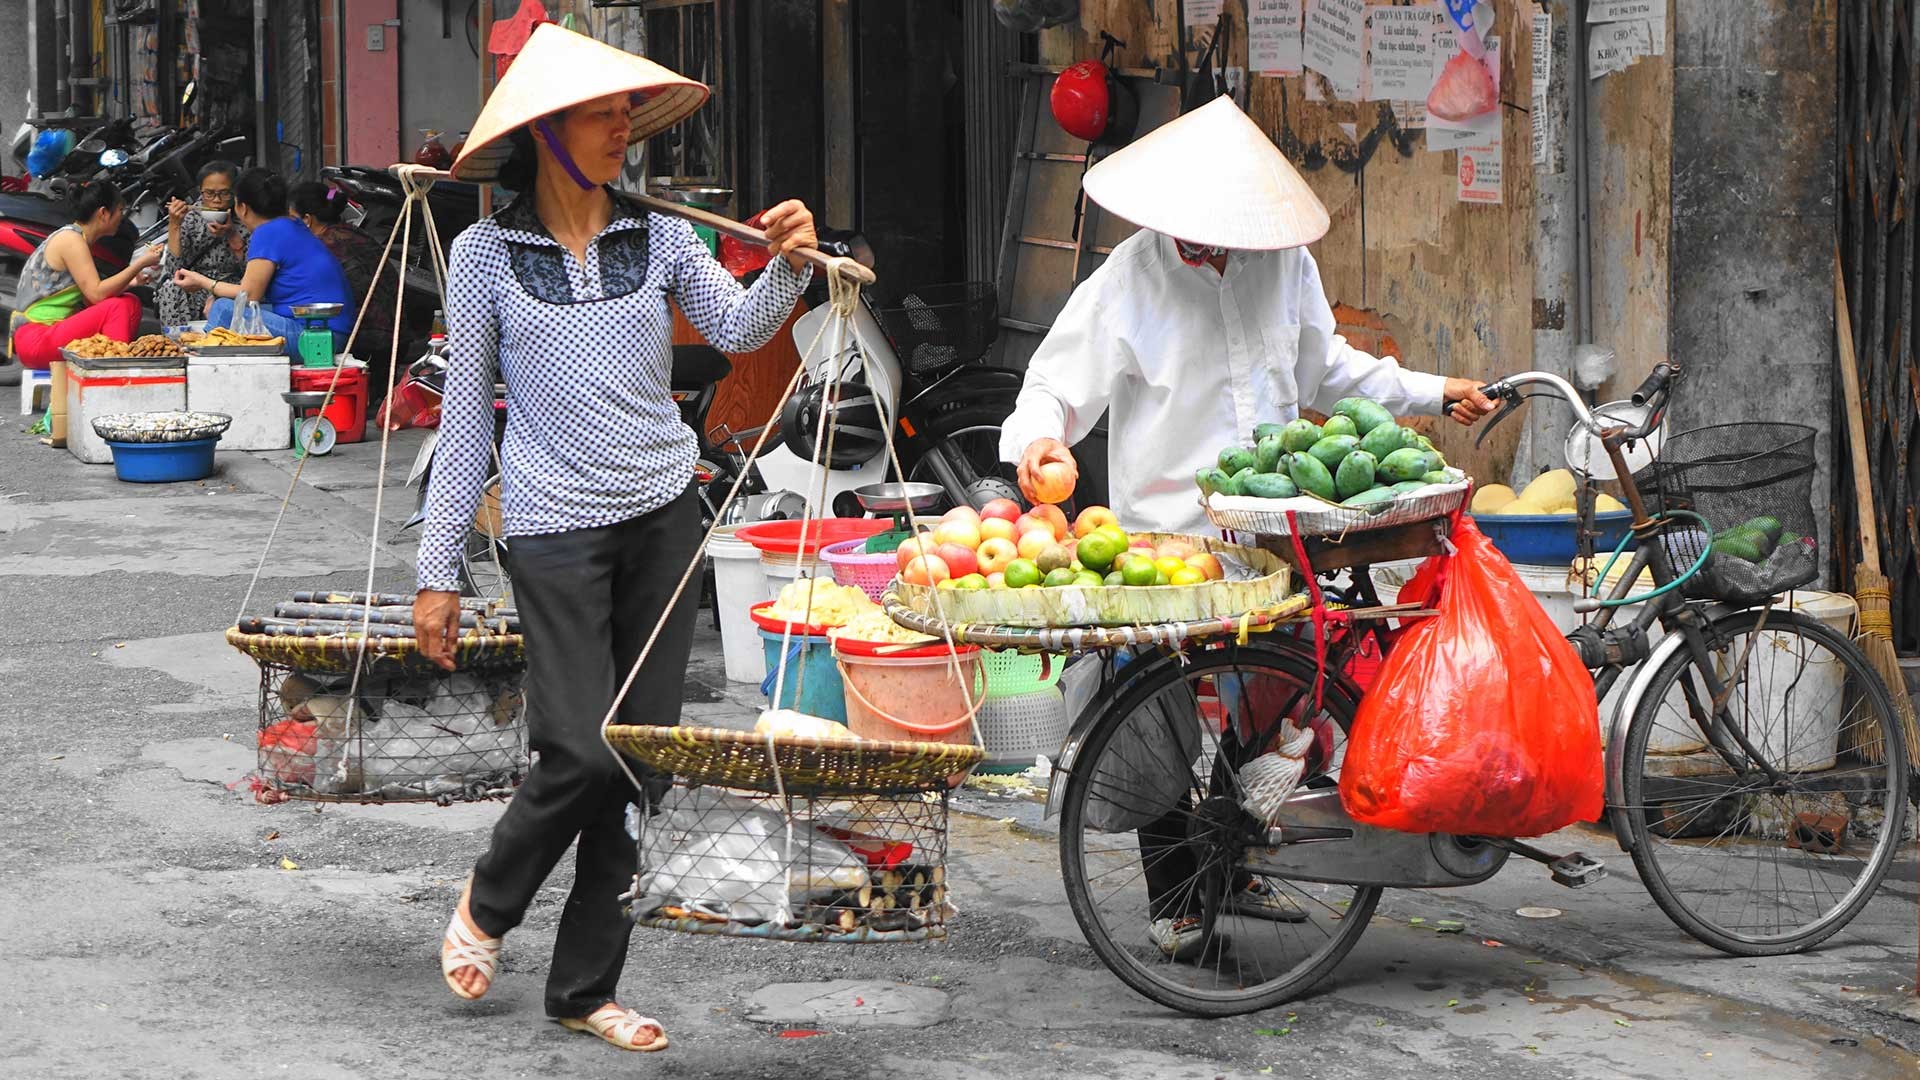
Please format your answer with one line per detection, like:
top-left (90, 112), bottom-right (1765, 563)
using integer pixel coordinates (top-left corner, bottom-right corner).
top-left (466, 487), bottom-right (700, 1019)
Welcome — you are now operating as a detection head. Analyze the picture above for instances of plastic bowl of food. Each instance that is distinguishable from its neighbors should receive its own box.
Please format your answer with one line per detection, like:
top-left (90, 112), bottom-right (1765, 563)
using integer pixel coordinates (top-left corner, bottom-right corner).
top-left (197, 208), bottom-right (230, 225)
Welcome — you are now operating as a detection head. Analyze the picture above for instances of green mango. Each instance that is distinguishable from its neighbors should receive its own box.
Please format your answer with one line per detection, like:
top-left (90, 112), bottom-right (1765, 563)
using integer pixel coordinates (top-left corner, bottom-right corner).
top-left (1279, 418), bottom-right (1325, 454)
top-left (1335, 449), bottom-right (1379, 500)
top-left (1332, 397), bottom-right (1394, 436)
top-left (1712, 536), bottom-right (1763, 564)
top-left (1307, 434), bottom-right (1361, 473)
top-left (1195, 467), bottom-right (1231, 496)
top-left (1287, 451), bottom-right (1338, 501)
top-left (1379, 447), bottom-right (1437, 483)
top-left (1779, 530), bottom-right (1802, 546)
top-left (1253, 421), bottom-right (1289, 443)
top-left (1320, 414), bottom-right (1359, 440)
top-left (1218, 445), bottom-right (1258, 474)
top-left (1341, 486), bottom-right (1399, 509)
top-left (1358, 422), bottom-right (1412, 461)
top-left (1254, 433), bottom-right (1287, 473)
top-left (1230, 467), bottom-right (1259, 496)
top-left (1242, 472), bottom-right (1299, 500)
top-left (1420, 470), bottom-right (1452, 484)
top-left (1389, 480), bottom-right (1428, 495)
top-left (1214, 468), bottom-right (1245, 497)
top-left (1744, 515), bottom-right (1785, 545)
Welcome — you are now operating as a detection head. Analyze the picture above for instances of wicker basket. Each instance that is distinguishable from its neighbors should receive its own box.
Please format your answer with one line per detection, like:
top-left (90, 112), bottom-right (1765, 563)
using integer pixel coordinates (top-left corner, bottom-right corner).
top-left (891, 533), bottom-right (1292, 628)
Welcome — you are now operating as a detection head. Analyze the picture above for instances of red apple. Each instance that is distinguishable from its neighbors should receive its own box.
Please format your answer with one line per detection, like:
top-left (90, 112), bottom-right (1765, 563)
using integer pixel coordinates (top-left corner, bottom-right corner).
top-left (940, 505), bottom-right (982, 529)
top-left (1155, 538), bottom-right (1196, 562)
top-left (933, 517), bottom-right (983, 550)
top-left (1032, 503), bottom-right (1071, 540)
top-left (1185, 552), bottom-right (1224, 581)
top-left (979, 498), bottom-right (1024, 524)
top-left (895, 532), bottom-right (939, 572)
top-left (935, 542), bottom-right (979, 579)
top-left (1072, 505), bottom-right (1119, 538)
top-left (979, 517), bottom-right (1017, 543)
top-left (903, 554), bottom-right (951, 586)
top-left (986, 571), bottom-right (1007, 589)
top-left (1032, 460), bottom-right (1077, 504)
top-left (976, 537), bottom-right (1019, 576)
top-left (1013, 513), bottom-right (1046, 538)
top-left (1017, 528), bottom-right (1055, 561)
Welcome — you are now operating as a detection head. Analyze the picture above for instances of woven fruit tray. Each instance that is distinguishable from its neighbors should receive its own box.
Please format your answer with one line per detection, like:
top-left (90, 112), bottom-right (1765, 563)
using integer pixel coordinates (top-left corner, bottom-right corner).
top-left (889, 533), bottom-right (1291, 628)
top-left (1202, 474), bottom-right (1469, 537)
top-left (606, 724), bottom-right (985, 796)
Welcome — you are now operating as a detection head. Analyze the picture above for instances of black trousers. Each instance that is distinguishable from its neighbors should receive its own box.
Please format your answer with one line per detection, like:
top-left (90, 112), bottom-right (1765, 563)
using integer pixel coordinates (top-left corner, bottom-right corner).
top-left (467, 487), bottom-right (700, 1019)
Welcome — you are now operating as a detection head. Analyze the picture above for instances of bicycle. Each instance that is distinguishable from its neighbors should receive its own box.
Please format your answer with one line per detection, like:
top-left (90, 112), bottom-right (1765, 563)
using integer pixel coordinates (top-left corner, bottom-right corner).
top-left (1049, 363), bottom-right (1911, 1016)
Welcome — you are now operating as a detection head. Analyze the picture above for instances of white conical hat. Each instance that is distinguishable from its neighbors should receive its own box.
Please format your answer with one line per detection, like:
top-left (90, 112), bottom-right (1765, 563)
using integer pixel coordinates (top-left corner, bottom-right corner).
top-left (1081, 96), bottom-right (1329, 250)
top-left (452, 23), bottom-right (709, 183)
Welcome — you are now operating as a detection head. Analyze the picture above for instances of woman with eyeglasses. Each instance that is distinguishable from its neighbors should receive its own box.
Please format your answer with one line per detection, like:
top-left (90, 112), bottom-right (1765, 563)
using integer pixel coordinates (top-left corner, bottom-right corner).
top-left (154, 160), bottom-right (250, 328)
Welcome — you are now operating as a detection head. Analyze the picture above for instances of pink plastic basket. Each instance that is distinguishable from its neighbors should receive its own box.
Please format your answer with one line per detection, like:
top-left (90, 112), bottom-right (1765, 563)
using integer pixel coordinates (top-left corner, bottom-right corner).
top-left (821, 538), bottom-right (899, 601)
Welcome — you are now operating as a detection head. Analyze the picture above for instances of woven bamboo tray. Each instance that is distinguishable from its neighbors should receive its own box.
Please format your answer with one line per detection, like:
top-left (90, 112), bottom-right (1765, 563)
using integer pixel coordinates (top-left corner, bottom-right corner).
top-left (890, 532), bottom-right (1290, 628)
top-left (884, 589), bottom-right (1314, 652)
top-left (607, 724), bottom-right (985, 796)
top-left (225, 627), bottom-right (525, 676)
top-left (1202, 476), bottom-right (1468, 538)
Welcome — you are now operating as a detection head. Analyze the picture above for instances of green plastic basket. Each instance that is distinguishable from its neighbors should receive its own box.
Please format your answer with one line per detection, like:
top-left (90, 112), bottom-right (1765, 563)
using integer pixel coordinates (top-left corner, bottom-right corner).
top-left (981, 649), bottom-right (1064, 700)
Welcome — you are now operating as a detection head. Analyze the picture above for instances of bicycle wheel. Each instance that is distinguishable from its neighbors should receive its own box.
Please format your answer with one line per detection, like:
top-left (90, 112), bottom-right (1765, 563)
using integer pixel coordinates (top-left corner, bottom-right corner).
top-left (1058, 643), bottom-right (1381, 1016)
top-left (1621, 608), bottom-right (1908, 954)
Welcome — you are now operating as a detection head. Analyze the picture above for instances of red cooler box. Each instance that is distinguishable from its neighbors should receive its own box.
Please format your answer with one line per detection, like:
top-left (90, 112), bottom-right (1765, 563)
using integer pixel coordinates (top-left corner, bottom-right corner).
top-left (289, 364), bottom-right (367, 445)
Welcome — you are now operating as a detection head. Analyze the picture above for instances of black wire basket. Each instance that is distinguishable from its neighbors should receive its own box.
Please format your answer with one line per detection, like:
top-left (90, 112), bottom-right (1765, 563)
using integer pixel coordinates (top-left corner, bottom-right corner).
top-left (872, 282), bottom-right (999, 375)
top-left (1649, 422), bottom-right (1820, 605)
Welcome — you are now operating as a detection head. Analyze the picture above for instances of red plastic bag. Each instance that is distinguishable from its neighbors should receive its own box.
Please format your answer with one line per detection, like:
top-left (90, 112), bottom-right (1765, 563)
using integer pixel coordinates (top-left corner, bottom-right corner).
top-left (720, 210), bottom-right (775, 278)
top-left (1340, 518), bottom-right (1602, 836)
top-left (1427, 48), bottom-right (1498, 122)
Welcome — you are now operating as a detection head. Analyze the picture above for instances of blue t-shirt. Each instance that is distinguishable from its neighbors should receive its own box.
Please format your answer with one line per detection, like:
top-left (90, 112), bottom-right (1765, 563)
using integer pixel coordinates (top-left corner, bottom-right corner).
top-left (247, 217), bottom-right (356, 333)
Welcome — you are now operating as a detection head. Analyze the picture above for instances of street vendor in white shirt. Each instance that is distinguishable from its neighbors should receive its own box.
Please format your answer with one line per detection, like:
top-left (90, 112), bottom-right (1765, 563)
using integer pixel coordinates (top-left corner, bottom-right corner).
top-left (1000, 96), bottom-right (1494, 531)
top-left (999, 97), bottom-right (1493, 960)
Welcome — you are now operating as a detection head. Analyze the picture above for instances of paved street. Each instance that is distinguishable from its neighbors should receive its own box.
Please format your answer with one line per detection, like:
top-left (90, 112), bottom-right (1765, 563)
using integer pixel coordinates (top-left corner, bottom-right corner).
top-left (4, 429), bottom-right (1919, 1079)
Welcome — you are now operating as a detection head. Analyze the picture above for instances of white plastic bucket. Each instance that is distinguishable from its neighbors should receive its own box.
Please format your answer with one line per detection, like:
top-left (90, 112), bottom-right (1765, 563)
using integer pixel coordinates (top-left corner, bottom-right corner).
top-left (708, 525), bottom-right (772, 684)
top-left (1757, 592), bottom-right (1854, 770)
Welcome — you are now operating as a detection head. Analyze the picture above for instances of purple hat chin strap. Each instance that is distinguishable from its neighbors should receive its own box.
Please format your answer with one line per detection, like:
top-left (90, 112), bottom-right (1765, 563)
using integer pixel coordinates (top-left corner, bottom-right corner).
top-left (534, 117), bottom-right (597, 191)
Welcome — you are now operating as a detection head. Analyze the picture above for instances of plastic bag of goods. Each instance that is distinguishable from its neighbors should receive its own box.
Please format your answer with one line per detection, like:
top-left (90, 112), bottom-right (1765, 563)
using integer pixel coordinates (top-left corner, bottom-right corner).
top-left (1340, 518), bottom-right (1604, 837)
top-left (635, 787), bottom-right (867, 924)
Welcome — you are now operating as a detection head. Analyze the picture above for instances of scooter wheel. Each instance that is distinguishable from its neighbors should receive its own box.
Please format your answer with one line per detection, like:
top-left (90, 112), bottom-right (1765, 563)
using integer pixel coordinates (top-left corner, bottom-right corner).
top-left (297, 416), bottom-right (338, 456)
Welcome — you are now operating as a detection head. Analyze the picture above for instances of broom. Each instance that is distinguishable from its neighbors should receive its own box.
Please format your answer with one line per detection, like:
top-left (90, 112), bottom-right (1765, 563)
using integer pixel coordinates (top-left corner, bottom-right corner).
top-left (1833, 250), bottom-right (1918, 765)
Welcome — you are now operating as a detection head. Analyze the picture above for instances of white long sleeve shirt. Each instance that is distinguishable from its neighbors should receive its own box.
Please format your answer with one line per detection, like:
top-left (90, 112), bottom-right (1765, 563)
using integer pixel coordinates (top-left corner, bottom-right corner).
top-left (998, 231), bottom-right (1449, 535)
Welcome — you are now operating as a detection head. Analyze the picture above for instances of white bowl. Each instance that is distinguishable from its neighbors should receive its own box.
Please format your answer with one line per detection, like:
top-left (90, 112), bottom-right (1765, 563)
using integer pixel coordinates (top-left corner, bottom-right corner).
top-left (197, 208), bottom-right (229, 225)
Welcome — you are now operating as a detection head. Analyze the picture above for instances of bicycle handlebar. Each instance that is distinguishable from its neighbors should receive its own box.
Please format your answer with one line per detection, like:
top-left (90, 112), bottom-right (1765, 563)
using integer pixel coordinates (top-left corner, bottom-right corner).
top-left (1442, 364), bottom-right (1677, 439)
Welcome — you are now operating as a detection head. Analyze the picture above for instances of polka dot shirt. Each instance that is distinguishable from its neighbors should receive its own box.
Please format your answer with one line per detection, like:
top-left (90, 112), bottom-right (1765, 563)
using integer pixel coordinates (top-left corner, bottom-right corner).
top-left (416, 191), bottom-right (809, 592)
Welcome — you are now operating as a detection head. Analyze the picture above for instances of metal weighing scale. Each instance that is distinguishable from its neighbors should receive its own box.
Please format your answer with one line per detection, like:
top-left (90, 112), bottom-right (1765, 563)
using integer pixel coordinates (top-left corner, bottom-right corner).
top-left (851, 482), bottom-right (945, 553)
top-left (290, 303), bottom-right (344, 368)
top-left (282, 391), bottom-right (337, 457)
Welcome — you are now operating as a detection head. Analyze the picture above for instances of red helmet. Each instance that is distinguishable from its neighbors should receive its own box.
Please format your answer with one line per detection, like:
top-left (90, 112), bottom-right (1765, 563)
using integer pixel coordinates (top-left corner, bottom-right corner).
top-left (1051, 61), bottom-right (1112, 142)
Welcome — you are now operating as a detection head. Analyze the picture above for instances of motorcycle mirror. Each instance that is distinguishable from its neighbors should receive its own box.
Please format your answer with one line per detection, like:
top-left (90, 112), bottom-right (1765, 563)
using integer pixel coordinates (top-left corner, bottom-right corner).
top-left (99, 148), bottom-right (129, 168)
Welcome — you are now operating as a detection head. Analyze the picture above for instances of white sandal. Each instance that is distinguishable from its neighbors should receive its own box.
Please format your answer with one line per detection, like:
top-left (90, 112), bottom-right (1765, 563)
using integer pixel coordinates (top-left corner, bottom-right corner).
top-left (440, 876), bottom-right (501, 1001)
top-left (558, 1004), bottom-right (670, 1052)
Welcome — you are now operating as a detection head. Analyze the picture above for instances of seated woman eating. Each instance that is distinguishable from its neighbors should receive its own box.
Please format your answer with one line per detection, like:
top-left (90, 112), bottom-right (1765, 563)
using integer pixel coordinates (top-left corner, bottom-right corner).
top-left (171, 168), bottom-right (355, 359)
top-left (153, 160), bottom-right (250, 329)
top-left (8, 180), bottom-right (162, 369)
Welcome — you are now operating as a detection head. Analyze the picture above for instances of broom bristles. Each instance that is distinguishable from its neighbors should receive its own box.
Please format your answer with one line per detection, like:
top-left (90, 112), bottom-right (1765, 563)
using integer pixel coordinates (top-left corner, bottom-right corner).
top-left (1843, 565), bottom-right (1919, 767)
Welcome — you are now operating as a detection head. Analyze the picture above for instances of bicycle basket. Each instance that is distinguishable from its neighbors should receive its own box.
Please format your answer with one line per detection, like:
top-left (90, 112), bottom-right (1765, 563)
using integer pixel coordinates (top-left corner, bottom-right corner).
top-left (1650, 422), bottom-right (1819, 605)
top-left (873, 282), bottom-right (998, 375)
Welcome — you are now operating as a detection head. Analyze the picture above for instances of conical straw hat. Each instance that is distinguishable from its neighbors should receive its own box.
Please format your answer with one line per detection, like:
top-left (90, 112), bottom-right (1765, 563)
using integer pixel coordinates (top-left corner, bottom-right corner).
top-left (452, 23), bottom-right (709, 183)
top-left (1081, 96), bottom-right (1328, 250)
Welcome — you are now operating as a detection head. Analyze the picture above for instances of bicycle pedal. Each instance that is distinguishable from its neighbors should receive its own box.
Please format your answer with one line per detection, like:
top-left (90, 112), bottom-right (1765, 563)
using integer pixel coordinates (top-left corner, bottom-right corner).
top-left (1549, 852), bottom-right (1606, 889)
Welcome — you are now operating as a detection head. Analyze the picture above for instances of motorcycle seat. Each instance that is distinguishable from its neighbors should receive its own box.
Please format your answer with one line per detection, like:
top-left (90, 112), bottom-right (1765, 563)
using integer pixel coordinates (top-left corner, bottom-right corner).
top-left (670, 344), bottom-right (731, 392)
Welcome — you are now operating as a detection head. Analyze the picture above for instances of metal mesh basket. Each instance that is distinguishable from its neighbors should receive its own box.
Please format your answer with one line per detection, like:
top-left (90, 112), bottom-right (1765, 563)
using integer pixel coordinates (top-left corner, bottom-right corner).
top-left (254, 661), bottom-right (528, 803)
top-left (628, 784), bottom-right (954, 943)
top-left (872, 282), bottom-right (998, 374)
top-left (1650, 422), bottom-right (1820, 605)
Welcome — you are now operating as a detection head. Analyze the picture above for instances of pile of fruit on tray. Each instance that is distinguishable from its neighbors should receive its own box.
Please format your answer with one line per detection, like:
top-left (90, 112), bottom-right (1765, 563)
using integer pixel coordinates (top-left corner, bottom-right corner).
top-left (1197, 396), bottom-right (1457, 509)
top-left (1470, 468), bottom-right (1626, 516)
top-left (891, 498), bottom-right (1230, 591)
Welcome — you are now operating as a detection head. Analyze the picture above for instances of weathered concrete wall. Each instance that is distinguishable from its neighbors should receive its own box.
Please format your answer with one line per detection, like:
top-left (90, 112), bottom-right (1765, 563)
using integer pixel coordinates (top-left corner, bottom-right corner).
top-left (1668, 1), bottom-right (1838, 559)
top-left (0, 0), bottom-right (32, 169)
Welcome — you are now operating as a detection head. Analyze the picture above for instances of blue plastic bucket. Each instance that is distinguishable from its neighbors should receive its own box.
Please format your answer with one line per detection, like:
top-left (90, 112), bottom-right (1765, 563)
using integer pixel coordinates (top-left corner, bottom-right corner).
top-left (1472, 510), bottom-right (1636, 566)
top-left (106, 437), bottom-right (220, 483)
top-left (756, 627), bottom-right (848, 723)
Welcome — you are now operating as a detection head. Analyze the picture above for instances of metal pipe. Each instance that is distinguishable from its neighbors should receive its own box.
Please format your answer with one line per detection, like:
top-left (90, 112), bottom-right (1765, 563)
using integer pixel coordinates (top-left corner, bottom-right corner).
top-left (254, 0), bottom-right (271, 165)
top-left (53, 0), bottom-right (71, 115)
top-left (1572, 0), bottom-right (1593, 364)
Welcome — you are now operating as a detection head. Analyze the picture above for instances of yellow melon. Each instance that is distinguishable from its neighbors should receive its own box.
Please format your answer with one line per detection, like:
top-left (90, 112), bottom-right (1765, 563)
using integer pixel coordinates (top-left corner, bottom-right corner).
top-left (1519, 468), bottom-right (1576, 508)
top-left (1595, 493), bottom-right (1626, 513)
top-left (1471, 484), bottom-right (1518, 513)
